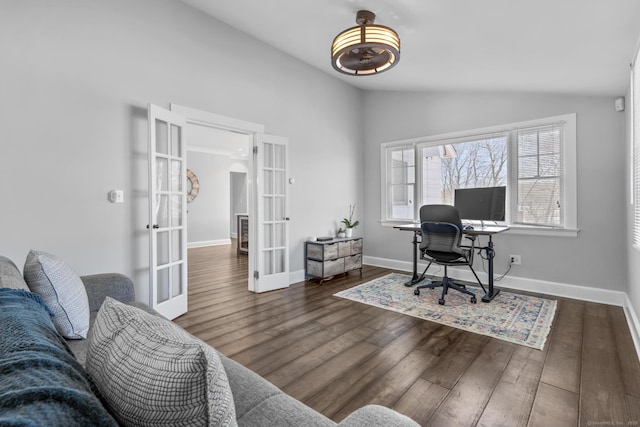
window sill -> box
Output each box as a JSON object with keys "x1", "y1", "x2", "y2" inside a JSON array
[{"x1": 380, "y1": 220, "x2": 579, "y2": 237}]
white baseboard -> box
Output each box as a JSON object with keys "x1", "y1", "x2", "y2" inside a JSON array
[
  {"x1": 188, "y1": 239, "x2": 232, "y2": 249},
  {"x1": 363, "y1": 255, "x2": 640, "y2": 361},
  {"x1": 624, "y1": 294, "x2": 640, "y2": 364},
  {"x1": 289, "y1": 269, "x2": 306, "y2": 285}
]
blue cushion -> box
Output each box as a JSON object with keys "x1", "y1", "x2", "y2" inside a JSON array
[{"x1": 0, "y1": 289, "x2": 117, "y2": 426}]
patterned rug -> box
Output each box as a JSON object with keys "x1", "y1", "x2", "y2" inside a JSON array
[{"x1": 334, "y1": 273, "x2": 557, "y2": 350}]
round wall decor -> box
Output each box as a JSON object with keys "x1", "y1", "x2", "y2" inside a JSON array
[{"x1": 186, "y1": 169, "x2": 200, "y2": 203}]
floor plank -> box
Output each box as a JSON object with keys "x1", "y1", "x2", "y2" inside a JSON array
[
  {"x1": 580, "y1": 303, "x2": 630, "y2": 425},
  {"x1": 528, "y1": 382, "x2": 579, "y2": 427},
  {"x1": 174, "y1": 243, "x2": 640, "y2": 426},
  {"x1": 539, "y1": 299, "x2": 584, "y2": 394},
  {"x1": 426, "y1": 339, "x2": 515, "y2": 427}
]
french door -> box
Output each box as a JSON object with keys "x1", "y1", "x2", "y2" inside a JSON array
[
  {"x1": 147, "y1": 104, "x2": 188, "y2": 320},
  {"x1": 252, "y1": 134, "x2": 290, "y2": 292}
]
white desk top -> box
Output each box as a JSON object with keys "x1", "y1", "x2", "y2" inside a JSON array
[{"x1": 394, "y1": 223, "x2": 509, "y2": 235}]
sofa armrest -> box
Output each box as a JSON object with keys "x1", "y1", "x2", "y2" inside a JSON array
[
  {"x1": 337, "y1": 405, "x2": 419, "y2": 427},
  {"x1": 81, "y1": 273, "x2": 135, "y2": 312}
]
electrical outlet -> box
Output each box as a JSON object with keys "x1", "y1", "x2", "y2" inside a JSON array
[
  {"x1": 108, "y1": 189, "x2": 124, "y2": 204},
  {"x1": 510, "y1": 254, "x2": 521, "y2": 265}
]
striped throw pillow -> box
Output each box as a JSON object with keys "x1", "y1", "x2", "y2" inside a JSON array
[{"x1": 23, "y1": 250, "x2": 90, "y2": 339}]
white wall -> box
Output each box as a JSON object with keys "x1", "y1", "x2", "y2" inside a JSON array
[
  {"x1": 0, "y1": 0, "x2": 363, "y2": 302},
  {"x1": 362, "y1": 91, "x2": 628, "y2": 291},
  {"x1": 186, "y1": 151, "x2": 232, "y2": 246}
]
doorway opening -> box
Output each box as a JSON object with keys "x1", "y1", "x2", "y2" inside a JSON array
[{"x1": 185, "y1": 125, "x2": 251, "y2": 280}]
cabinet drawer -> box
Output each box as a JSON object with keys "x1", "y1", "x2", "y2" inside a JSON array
[
  {"x1": 307, "y1": 258, "x2": 344, "y2": 278},
  {"x1": 345, "y1": 254, "x2": 362, "y2": 272},
  {"x1": 307, "y1": 242, "x2": 338, "y2": 260},
  {"x1": 324, "y1": 258, "x2": 345, "y2": 276},
  {"x1": 351, "y1": 239, "x2": 363, "y2": 254},
  {"x1": 338, "y1": 241, "x2": 351, "y2": 257},
  {"x1": 306, "y1": 259, "x2": 323, "y2": 278}
]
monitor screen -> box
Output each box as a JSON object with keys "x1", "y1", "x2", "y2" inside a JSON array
[{"x1": 454, "y1": 186, "x2": 506, "y2": 221}]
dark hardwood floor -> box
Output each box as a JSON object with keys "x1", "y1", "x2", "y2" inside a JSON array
[{"x1": 174, "y1": 243, "x2": 640, "y2": 426}]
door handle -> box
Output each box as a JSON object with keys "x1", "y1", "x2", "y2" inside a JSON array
[
  {"x1": 283, "y1": 217, "x2": 290, "y2": 221},
  {"x1": 146, "y1": 224, "x2": 160, "y2": 229}
]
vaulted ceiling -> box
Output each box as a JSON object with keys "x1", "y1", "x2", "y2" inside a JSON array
[{"x1": 181, "y1": 0, "x2": 640, "y2": 96}]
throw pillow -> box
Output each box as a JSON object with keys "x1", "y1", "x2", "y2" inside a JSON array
[
  {"x1": 0, "y1": 256, "x2": 30, "y2": 291},
  {"x1": 86, "y1": 297, "x2": 237, "y2": 427},
  {"x1": 23, "y1": 250, "x2": 90, "y2": 339}
]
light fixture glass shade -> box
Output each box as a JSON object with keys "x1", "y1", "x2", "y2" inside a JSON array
[{"x1": 331, "y1": 11, "x2": 400, "y2": 76}]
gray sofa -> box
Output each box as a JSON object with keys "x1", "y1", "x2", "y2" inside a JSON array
[{"x1": 0, "y1": 255, "x2": 419, "y2": 426}]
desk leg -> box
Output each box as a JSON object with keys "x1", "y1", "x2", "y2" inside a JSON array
[
  {"x1": 404, "y1": 230, "x2": 426, "y2": 286},
  {"x1": 481, "y1": 235, "x2": 501, "y2": 302}
]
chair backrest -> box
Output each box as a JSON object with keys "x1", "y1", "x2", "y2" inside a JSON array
[{"x1": 419, "y1": 205, "x2": 464, "y2": 256}]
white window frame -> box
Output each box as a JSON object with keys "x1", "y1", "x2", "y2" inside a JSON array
[
  {"x1": 380, "y1": 114, "x2": 578, "y2": 237},
  {"x1": 633, "y1": 55, "x2": 640, "y2": 249}
]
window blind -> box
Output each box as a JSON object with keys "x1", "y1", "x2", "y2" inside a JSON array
[
  {"x1": 633, "y1": 56, "x2": 640, "y2": 246},
  {"x1": 515, "y1": 124, "x2": 564, "y2": 227}
]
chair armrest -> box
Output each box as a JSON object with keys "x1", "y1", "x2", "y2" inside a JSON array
[
  {"x1": 337, "y1": 405, "x2": 420, "y2": 427},
  {"x1": 80, "y1": 273, "x2": 135, "y2": 312}
]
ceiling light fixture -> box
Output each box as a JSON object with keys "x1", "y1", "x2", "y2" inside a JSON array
[{"x1": 331, "y1": 10, "x2": 400, "y2": 76}]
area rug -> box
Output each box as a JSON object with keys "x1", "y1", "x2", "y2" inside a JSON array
[{"x1": 334, "y1": 273, "x2": 556, "y2": 350}]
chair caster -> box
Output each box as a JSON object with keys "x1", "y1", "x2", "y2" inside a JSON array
[
  {"x1": 414, "y1": 289, "x2": 420, "y2": 296},
  {"x1": 438, "y1": 298, "x2": 445, "y2": 305},
  {"x1": 470, "y1": 296, "x2": 477, "y2": 304}
]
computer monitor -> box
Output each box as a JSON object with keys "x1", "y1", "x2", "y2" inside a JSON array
[{"x1": 454, "y1": 186, "x2": 506, "y2": 221}]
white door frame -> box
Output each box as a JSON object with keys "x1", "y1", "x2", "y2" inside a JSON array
[{"x1": 170, "y1": 104, "x2": 264, "y2": 291}]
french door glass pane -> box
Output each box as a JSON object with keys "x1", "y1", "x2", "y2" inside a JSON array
[
  {"x1": 157, "y1": 231, "x2": 169, "y2": 265},
  {"x1": 275, "y1": 170, "x2": 285, "y2": 195},
  {"x1": 274, "y1": 144, "x2": 285, "y2": 169},
  {"x1": 155, "y1": 119, "x2": 168, "y2": 154},
  {"x1": 171, "y1": 160, "x2": 182, "y2": 191},
  {"x1": 275, "y1": 223, "x2": 285, "y2": 246},
  {"x1": 156, "y1": 158, "x2": 168, "y2": 191},
  {"x1": 264, "y1": 251, "x2": 273, "y2": 275},
  {"x1": 264, "y1": 197, "x2": 273, "y2": 221},
  {"x1": 170, "y1": 124, "x2": 181, "y2": 156},
  {"x1": 156, "y1": 195, "x2": 169, "y2": 227},
  {"x1": 274, "y1": 197, "x2": 285, "y2": 220},
  {"x1": 171, "y1": 266, "x2": 182, "y2": 298},
  {"x1": 171, "y1": 195, "x2": 182, "y2": 226},
  {"x1": 157, "y1": 268, "x2": 169, "y2": 303},
  {"x1": 171, "y1": 230, "x2": 182, "y2": 262},
  {"x1": 264, "y1": 143, "x2": 273, "y2": 167},
  {"x1": 274, "y1": 249, "x2": 285, "y2": 274},
  {"x1": 264, "y1": 170, "x2": 273, "y2": 194},
  {"x1": 264, "y1": 224, "x2": 273, "y2": 248}
]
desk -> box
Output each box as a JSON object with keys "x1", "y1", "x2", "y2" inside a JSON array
[{"x1": 395, "y1": 224, "x2": 509, "y2": 302}]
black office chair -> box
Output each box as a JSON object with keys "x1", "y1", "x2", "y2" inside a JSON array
[{"x1": 414, "y1": 205, "x2": 486, "y2": 305}]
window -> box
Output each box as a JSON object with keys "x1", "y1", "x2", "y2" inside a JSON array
[
  {"x1": 515, "y1": 124, "x2": 564, "y2": 226},
  {"x1": 381, "y1": 114, "x2": 577, "y2": 232},
  {"x1": 633, "y1": 53, "x2": 640, "y2": 247}
]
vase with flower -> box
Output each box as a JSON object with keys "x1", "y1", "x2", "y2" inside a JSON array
[{"x1": 341, "y1": 203, "x2": 359, "y2": 238}]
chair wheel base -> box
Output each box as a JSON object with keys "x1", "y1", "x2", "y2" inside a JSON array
[
  {"x1": 414, "y1": 289, "x2": 420, "y2": 296},
  {"x1": 471, "y1": 296, "x2": 477, "y2": 304},
  {"x1": 438, "y1": 298, "x2": 445, "y2": 305}
]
